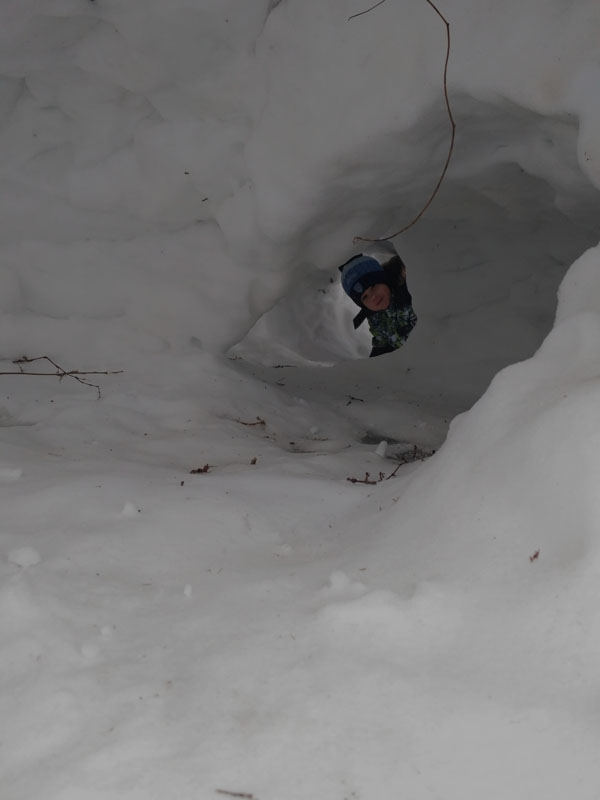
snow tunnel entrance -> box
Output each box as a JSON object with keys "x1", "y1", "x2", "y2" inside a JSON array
[{"x1": 230, "y1": 108, "x2": 600, "y2": 411}]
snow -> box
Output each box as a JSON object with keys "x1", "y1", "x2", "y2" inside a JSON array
[
  {"x1": 7, "y1": 546, "x2": 40, "y2": 567},
  {"x1": 1, "y1": 0, "x2": 600, "y2": 797}
]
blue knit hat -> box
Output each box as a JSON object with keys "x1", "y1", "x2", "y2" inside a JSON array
[{"x1": 340, "y1": 255, "x2": 385, "y2": 306}]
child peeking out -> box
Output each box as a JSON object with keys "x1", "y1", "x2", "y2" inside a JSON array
[{"x1": 339, "y1": 242, "x2": 417, "y2": 358}]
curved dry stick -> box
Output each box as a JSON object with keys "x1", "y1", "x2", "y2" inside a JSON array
[
  {"x1": 351, "y1": 0, "x2": 455, "y2": 243},
  {"x1": 348, "y1": 0, "x2": 387, "y2": 21}
]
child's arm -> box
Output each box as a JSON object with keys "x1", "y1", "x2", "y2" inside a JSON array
[{"x1": 370, "y1": 343, "x2": 396, "y2": 357}]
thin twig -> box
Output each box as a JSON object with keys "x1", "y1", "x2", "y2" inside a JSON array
[
  {"x1": 347, "y1": 472, "x2": 378, "y2": 485},
  {"x1": 346, "y1": 395, "x2": 365, "y2": 406},
  {"x1": 6, "y1": 356, "x2": 123, "y2": 399},
  {"x1": 352, "y1": 0, "x2": 455, "y2": 243},
  {"x1": 348, "y1": 0, "x2": 387, "y2": 21},
  {"x1": 385, "y1": 464, "x2": 402, "y2": 479},
  {"x1": 216, "y1": 791, "x2": 255, "y2": 800},
  {"x1": 392, "y1": 444, "x2": 435, "y2": 465},
  {"x1": 347, "y1": 447, "x2": 434, "y2": 485}
]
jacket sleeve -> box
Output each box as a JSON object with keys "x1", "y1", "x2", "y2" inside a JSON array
[
  {"x1": 369, "y1": 344, "x2": 396, "y2": 358},
  {"x1": 368, "y1": 305, "x2": 418, "y2": 356}
]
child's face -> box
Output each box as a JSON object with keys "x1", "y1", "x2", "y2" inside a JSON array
[{"x1": 361, "y1": 283, "x2": 391, "y2": 312}]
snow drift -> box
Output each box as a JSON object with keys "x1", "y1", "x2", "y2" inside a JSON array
[{"x1": 1, "y1": 1, "x2": 600, "y2": 799}]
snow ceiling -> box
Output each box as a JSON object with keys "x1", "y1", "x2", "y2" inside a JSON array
[{"x1": 0, "y1": 0, "x2": 599, "y2": 402}]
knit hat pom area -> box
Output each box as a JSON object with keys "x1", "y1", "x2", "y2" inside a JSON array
[{"x1": 340, "y1": 255, "x2": 384, "y2": 306}]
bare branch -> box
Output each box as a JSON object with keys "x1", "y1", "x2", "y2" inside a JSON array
[
  {"x1": 347, "y1": 447, "x2": 435, "y2": 484},
  {"x1": 3, "y1": 356, "x2": 123, "y2": 399},
  {"x1": 352, "y1": 0, "x2": 455, "y2": 243},
  {"x1": 385, "y1": 464, "x2": 402, "y2": 479},
  {"x1": 235, "y1": 417, "x2": 266, "y2": 427},
  {"x1": 347, "y1": 472, "x2": 378, "y2": 485},
  {"x1": 348, "y1": 0, "x2": 387, "y2": 21}
]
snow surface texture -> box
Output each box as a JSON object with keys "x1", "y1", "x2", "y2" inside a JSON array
[{"x1": 1, "y1": 1, "x2": 600, "y2": 798}]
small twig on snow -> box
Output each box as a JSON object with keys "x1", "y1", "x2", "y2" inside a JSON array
[
  {"x1": 5, "y1": 355, "x2": 123, "y2": 399},
  {"x1": 190, "y1": 464, "x2": 213, "y2": 474},
  {"x1": 216, "y1": 791, "x2": 255, "y2": 799},
  {"x1": 347, "y1": 472, "x2": 379, "y2": 485},
  {"x1": 393, "y1": 445, "x2": 436, "y2": 466},
  {"x1": 235, "y1": 417, "x2": 266, "y2": 427},
  {"x1": 385, "y1": 464, "x2": 402, "y2": 480},
  {"x1": 347, "y1": 447, "x2": 435, "y2": 485}
]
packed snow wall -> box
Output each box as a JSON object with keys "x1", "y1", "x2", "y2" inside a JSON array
[{"x1": 0, "y1": 0, "x2": 598, "y2": 386}]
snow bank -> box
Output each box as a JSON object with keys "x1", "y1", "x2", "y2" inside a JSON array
[
  {"x1": 1, "y1": 2, "x2": 600, "y2": 798},
  {"x1": 366, "y1": 242, "x2": 600, "y2": 577},
  {"x1": 336, "y1": 244, "x2": 600, "y2": 775}
]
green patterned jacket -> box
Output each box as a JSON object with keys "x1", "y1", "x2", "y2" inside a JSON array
[{"x1": 367, "y1": 299, "x2": 418, "y2": 357}]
